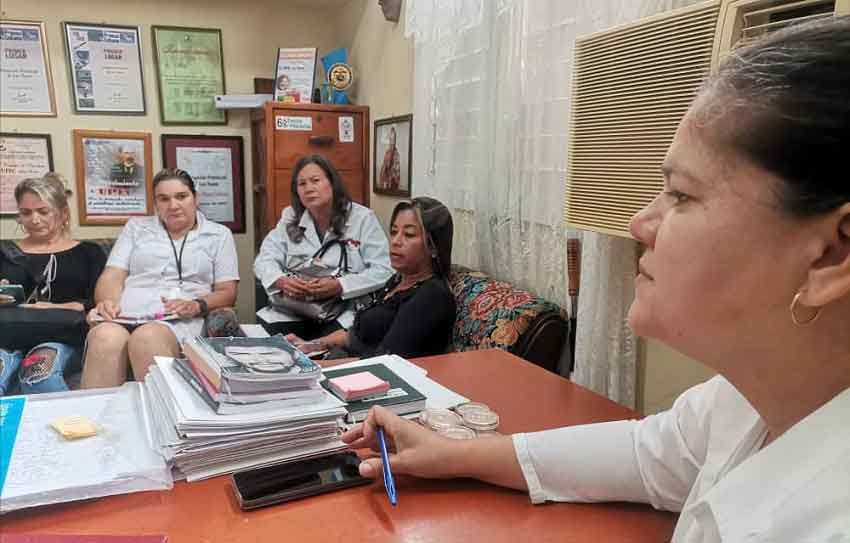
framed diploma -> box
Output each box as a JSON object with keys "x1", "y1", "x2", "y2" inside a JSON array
[
  {"x1": 152, "y1": 26, "x2": 226, "y2": 125},
  {"x1": 274, "y1": 48, "x2": 317, "y2": 104},
  {"x1": 73, "y1": 129, "x2": 152, "y2": 225},
  {"x1": 62, "y1": 22, "x2": 146, "y2": 114},
  {"x1": 374, "y1": 115, "x2": 413, "y2": 197},
  {"x1": 0, "y1": 133, "x2": 54, "y2": 215},
  {"x1": 161, "y1": 134, "x2": 245, "y2": 233},
  {"x1": 0, "y1": 21, "x2": 57, "y2": 116}
]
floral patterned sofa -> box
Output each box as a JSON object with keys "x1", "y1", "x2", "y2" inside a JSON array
[{"x1": 449, "y1": 266, "x2": 571, "y2": 374}]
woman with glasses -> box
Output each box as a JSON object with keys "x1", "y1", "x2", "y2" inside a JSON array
[
  {"x1": 287, "y1": 197, "x2": 456, "y2": 360},
  {"x1": 0, "y1": 174, "x2": 106, "y2": 394}
]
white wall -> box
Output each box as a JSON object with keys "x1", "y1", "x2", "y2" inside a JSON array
[
  {"x1": 335, "y1": 0, "x2": 414, "y2": 231},
  {"x1": 0, "y1": 0, "x2": 341, "y2": 321}
]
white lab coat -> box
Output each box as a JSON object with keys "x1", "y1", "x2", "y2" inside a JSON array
[
  {"x1": 513, "y1": 375, "x2": 850, "y2": 542},
  {"x1": 254, "y1": 202, "x2": 393, "y2": 329}
]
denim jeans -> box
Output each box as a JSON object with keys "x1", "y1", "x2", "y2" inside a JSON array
[{"x1": 0, "y1": 342, "x2": 78, "y2": 395}]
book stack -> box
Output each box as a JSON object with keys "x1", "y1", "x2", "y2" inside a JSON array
[
  {"x1": 142, "y1": 336, "x2": 348, "y2": 481},
  {"x1": 181, "y1": 336, "x2": 327, "y2": 415},
  {"x1": 321, "y1": 363, "x2": 427, "y2": 423}
]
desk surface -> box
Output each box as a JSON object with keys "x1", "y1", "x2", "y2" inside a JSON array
[{"x1": 2, "y1": 349, "x2": 676, "y2": 542}]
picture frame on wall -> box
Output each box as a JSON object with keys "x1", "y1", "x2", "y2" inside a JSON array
[
  {"x1": 0, "y1": 133, "x2": 54, "y2": 215},
  {"x1": 161, "y1": 134, "x2": 245, "y2": 233},
  {"x1": 152, "y1": 26, "x2": 227, "y2": 125},
  {"x1": 73, "y1": 129, "x2": 153, "y2": 225},
  {"x1": 373, "y1": 114, "x2": 412, "y2": 197},
  {"x1": 62, "y1": 22, "x2": 146, "y2": 114},
  {"x1": 0, "y1": 20, "x2": 57, "y2": 116}
]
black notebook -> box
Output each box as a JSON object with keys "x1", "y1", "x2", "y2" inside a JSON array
[{"x1": 321, "y1": 363, "x2": 427, "y2": 422}]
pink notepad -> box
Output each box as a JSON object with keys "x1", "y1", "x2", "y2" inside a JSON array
[{"x1": 327, "y1": 371, "x2": 390, "y2": 401}]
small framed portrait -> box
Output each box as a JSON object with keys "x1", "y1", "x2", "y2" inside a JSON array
[
  {"x1": 73, "y1": 129, "x2": 153, "y2": 225},
  {"x1": 161, "y1": 134, "x2": 246, "y2": 233},
  {"x1": 373, "y1": 114, "x2": 412, "y2": 197}
]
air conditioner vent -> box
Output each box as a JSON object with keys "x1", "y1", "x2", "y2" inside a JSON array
[{"x1": 565, "y1": 2, "x2": 720, "y2": 237}]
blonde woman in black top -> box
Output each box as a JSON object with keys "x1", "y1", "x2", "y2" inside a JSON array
[{"x1": 0, "y1": 174, "x2": 105, "y2": 394}]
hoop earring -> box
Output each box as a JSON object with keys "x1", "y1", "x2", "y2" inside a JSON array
[{"x1": 790, "y1": 292, "x2": 821, "y2": 326}]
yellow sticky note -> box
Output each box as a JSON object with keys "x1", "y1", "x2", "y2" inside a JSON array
[{"x1": 50, "y1": 416, "x2": 100, "y2": 440}]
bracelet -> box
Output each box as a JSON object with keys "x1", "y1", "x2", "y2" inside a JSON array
[{"x1": 194, "y1": 298, "x2": 209, "y2": 317}]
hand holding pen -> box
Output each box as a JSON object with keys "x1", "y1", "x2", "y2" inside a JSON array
[{"x1": 341, "y1": 406, "x2": 461, "y2": 484}]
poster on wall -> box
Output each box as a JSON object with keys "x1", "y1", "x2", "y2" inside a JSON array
[
  {"x1": 152, "y1": 26, "x2": 226, "y2": 125},
  {"x1": 62, "y1": 22, "x2": 146, "y2": 114},
  {"x1": 274, "y1": 47, "x2": 317, "y2": 104},
  {"x1": 373, "y1": 114, "x2": 412, "y2": 197},
  {"x1": 0, "y1": 21, "x2": 57, "y2": 116},
  {"x1": 73, "y1": 129, "x2": 152, "y2": 225},
  {"x1": 0, "y1": 133, "x2": 54, "y2": 215},
  {"x1": 161, "y1": 134, "x2": 245, "y2": 233}
]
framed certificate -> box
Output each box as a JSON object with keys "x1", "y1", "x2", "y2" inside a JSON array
[
  {"x1": 161, "y1": 134, "x2": 245, "y2": 233},
  {"x1": 152, "y1": 26, "x2": 226, "y2": 125},
  {"x1": 0, "y1": 21, "x2": 57, "y2": 116},
  {"x1": 62, "y1": 22, "x2": 146, "y2": 114},
  {"x1": 274, "y1": 48, "x2": 317, "y2": 104},
  {"x1": 73, "y1": 129, "x2": 152, "y2": 225},
  {"x1": 0, "y1": 133, "x2": 54, "y2": 215}
]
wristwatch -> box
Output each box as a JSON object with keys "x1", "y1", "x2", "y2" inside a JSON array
[{"x1": 194, "y1": 298, "x2": 209, "y2": 317}]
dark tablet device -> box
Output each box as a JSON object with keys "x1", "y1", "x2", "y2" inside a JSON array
[
  {"x1": 0, "y1": 284, "x2": 25, "y2": 306},
  {"x1": 231, "y1": 452, "x2": 370, "y2": 510}
]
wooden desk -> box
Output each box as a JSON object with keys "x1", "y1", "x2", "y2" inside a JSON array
[{"x1": 2, "y1": 349, "x2": 676, "y2": 542}]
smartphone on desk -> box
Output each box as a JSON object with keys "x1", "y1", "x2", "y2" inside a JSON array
[{"x1": 231, "y1": 452, "x2": 369, "y2": 510}]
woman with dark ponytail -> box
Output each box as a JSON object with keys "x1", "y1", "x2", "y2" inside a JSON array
[{"x1": 340, "y1": 17, "x2": 850, "y2": 541}]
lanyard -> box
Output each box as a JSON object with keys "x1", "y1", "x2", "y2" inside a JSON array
[{"x1": 167, "y1": 232, "x2": 189, "y2": 286}]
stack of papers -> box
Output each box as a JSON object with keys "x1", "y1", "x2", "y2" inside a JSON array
[
  {"x1": 0, "y1": 385, "x2": 172, "y2": 513},
  {"x1": 143, "y1": 357, "x2": 348, "y2": 482}
]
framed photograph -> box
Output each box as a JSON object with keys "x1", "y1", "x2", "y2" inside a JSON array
[
  {"x1": 152, "y1": 26, "x2": 226, "y2": 125},
  {"x1": 373, "y1": 114, "x2": 412, "y2": 197},
  {"x1": 73, "y1": 129, "x2": 152, "y2": 225},
  {"x1": 0, "y1": 133, "x2": 54, "y2": 215},
  {"x1": 161, "y1": 134, "x2": 245, "y2": 233},
  {"x1": 0, "y1": 20, "x2": 57, "y2": 116},
  {"x1": 274, "y1": 47, "x2": 317, "y2": 104},
  {"x1": 62, "y1": 22, "x2": 146, "y2": 114}
]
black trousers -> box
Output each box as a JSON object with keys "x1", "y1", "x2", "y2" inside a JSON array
[{"x1": 257, "y1": 317, "x2": 343, "y2": 341}]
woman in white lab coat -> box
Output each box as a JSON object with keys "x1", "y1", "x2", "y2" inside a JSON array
[
  {"x1": 341, "y1": 17, "x2": 850, "y2": 542},
  {"x1": 254, "y1": 154, "x2": 393, "y2": 340}
]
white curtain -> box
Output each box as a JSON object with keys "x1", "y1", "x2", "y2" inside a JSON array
[{"x1": 405, "y1": 0, "x2": 702, "y2": 407}]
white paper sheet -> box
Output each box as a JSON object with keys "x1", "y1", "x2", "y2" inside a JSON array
[{"x1": 0, "y1": 385, "x2": 171, "y2": 513}]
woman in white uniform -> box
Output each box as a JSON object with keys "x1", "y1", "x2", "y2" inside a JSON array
[
  {"x1": 341, "y1": 17, "x2": 850, "y2": 541},
  {"x1": 254, "y1": 154, "x2": 393, "y2": 340},
  {"x1": 81, "y1": 168, "x2": 239, "y2": 387}
]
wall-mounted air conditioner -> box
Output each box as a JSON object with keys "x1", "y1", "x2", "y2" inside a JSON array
[{"x1": 564, "y1": 0, "x2": 849, "y2": 238}]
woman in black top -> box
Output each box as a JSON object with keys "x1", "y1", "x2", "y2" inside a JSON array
[
  {"x1": 287, "y1": 197, "x2": 456, "y2": 359},
  {"x1": 0, "y1": 174, "x2": 106, "y2": 394}
]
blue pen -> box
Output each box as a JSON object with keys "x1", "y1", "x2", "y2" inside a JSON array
[{"x1": 377, "y1": 426, "x2": 397, "y2": 506}]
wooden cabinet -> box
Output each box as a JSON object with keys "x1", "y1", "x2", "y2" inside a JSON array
[{"x1": 251, "y1": 102, "x2": 370, "y2": 248}]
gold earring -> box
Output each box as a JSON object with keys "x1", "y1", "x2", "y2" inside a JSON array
[{"x1": 790, "y1": 292, "x2": 821, "y2": 326}]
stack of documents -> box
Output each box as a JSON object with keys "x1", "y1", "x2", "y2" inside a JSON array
[
  {"x1": 0, "y1": 385, "x2": 172, "y2": 513},
  {"x1": 143, "y1": 357, "x2": 348, "y2": 482}
]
